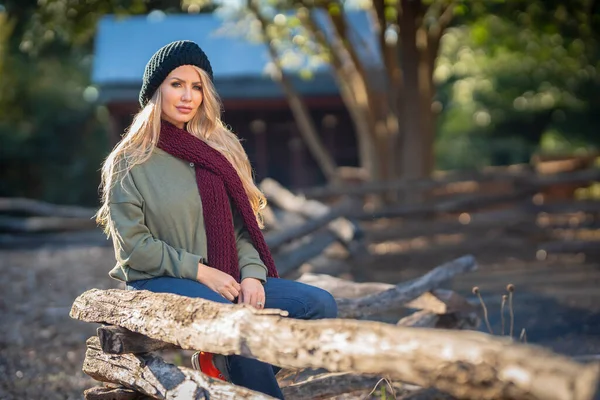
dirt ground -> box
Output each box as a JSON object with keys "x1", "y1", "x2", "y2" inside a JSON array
[
  {"x1": 0, "y1": 242, "x2": 121, "y2": 400},
  {"x1": 1, "y1": 226, "x2": 599, "y2": 400}
]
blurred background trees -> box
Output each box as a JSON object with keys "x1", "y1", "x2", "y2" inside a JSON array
[{"x1": 0, "y1": 0, "x2": 598, "y2": 206}]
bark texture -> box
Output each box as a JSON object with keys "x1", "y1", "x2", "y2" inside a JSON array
[
  {"x1": 84, "y1": 336, "x2": 274, "y2": 400},
  {"x1": 71, "y1": 289, "x2": 599, "y2": 400}
]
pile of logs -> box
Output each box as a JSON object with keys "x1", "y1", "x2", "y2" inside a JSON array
[{"x1": 70, "y1": 254, "x2": 600, "y2": 400}]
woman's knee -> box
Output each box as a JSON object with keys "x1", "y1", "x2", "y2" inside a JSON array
[{"x1": 308, "y1": 288, "x2": 338, "y2": 319}]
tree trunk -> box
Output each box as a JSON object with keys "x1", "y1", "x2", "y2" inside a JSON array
[
  {"x1": 248, "y1": 0, "x2": 339, "y2": 184},
  {"x1": 301, "y1": 10, "x2": 380, "y2": 180},
  {"x1": 71, "y1": 290, "x2": 599, "y2": 400},
  {"x1": 397, "y1": 0, "x2": 436, "y2": 182},
  {"x1": 327, "y1": 10, "x2": 399, "y2": 183}
]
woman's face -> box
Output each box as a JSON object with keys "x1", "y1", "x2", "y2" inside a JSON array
[{"x1": 159, "y1": 65, "x2": 203, "y2": 129}]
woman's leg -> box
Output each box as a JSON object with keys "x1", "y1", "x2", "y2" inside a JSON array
[
  {"x1": 262, "y1": 277, "x2": 338, "y2": 376},
  {"x1": 127, "y1": 277, "x2": 284, "y2": 399},
  {"x1": 263, "y1": 277, "x2": 338, "y2": 320}
]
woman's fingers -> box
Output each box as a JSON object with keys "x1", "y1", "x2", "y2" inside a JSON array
[
  {"x1": 227, "y1": 283, "x2": 240, "y2": 298},
  {"x1": 222, "y1": 290, "x2": 235, "y2": 301}
]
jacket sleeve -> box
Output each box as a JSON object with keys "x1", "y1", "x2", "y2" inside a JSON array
[
  {"x1": 233, "y1": 207, "x2": 268, "y2": 283},
  {"x1": 108, "y1": 171, "x2": 201, "y2": 281}
]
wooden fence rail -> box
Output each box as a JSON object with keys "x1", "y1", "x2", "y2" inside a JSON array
[{"x1": 71, "y1": 286, "x2": 599, "y2": 400}]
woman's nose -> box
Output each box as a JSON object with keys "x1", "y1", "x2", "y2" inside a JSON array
[{"x1": 181, "y1": 87, "x2": 192, "y2": 101}]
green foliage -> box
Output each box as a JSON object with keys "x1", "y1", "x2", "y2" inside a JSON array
[
  {"x1": 0, "y1": 0, "x2": 149, "y2": 205},
  {"x1": 434, "y1": 1, "x2": 600, "y2": 170},
  {"x1": 0, "y1": 52, "x2": 109, "y2": 204}
]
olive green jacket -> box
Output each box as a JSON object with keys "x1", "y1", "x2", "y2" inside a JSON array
[{"x1": 107, "y1": 147, "x2": 268, "y2": 283}]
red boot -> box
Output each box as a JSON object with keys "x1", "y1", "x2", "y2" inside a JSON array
[{"x1": 191, "y1": 351, "x2": 229, "y2": 381}]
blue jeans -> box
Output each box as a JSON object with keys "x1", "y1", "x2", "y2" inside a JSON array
[{"x1": 127, "y1": 276, "x2": 338, "y2": 399}]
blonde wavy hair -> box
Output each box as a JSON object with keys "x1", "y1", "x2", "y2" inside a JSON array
[{"x1": 96, "y1": 67, "x2": 266, "y2": 235}]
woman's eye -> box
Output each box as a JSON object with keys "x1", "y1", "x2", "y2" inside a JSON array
[
  {"x1": 194, "y1": 86, "x2": 202, "y2": 91},
  {"x1": 171, "y1": 82, "x2": 181, "y2": 87}
]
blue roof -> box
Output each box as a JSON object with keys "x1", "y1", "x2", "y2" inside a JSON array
[{"x1": 92, "y1": 11, "x2": 382, "y2": 102}]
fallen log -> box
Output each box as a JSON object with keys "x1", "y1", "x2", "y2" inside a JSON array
[
  {"x1": 279, "y1": 372, "x2": 449, "y2": 400},
  {"x1": 538, "y1": 240, "x2": 600, "y2": 255},
  {"x1": 0, "y1": 230, "x2": 109, "y2": 249},
  {"x1": 298, "y1": 165, "x2": 533, "y2": 199},
  {"x1": 297, "y1": 273, "x2": 476, "y2": 314},
  {"x1": 336, "y1": 255, "x2": 477, "y2": 319},
  {"x1": 528, "y1": 167, "x2": 600, "y2": 187},
  {"x1": 260, "y1": 178, "x2": 358, "y2": 243},
  {"x1": 527, "y1": 201, "x2": 600, "y2": 214},
  {"x1": 574, "y1": 355, "x2": 600, "y2": 363},
  {"x1": 353, "y1": 189, "x2": 535, "y2": 220},
  {"x1": 296, "y1": 273, "x2": 394, "y2": 299},
  {"x1": 280, "y1": 373, "x2": 384, "y2": 399},
  {"x1": 366, "y1": 208, "x2": 531, "y2": 243},
  {"x1": 0, "y1": 215, "x2": 96, "y2": 233},
  {"x1": 265, "y1": 198, "x2": 354, "y2": 251},
  {"x1": 397, "y1": 310, "x2": 439, "y2": 328},
  {"x1": 83, "y1": 385, "x2": 147, "y2": 400},
  {"x1": 71, "y1": 288, "x2": 599, "y2": 400},
  {"x1": 397, "y1": 310, "x2": 480, "y2": 330},
  {"x1": 435, "y1": 312, "x2": 481, "y2": 330},
  {"x1": 0, "y1": 197, "x2": 95, "y2": 218},
  {"x1": 299, "y1": 167, "x2": 600, "y2": 201},
  {"x1": 261, "y1": 178, "x2": 330, "y2": 216},
  {"x1": 273, "y1": 231, "x2": 339, "y2": 276},
  {"x1": 97, "y1": 325, "x2": 177, "y2": 354},
  {"x1": 84, "y1": 336, "x2": 274, "y2": 399}
]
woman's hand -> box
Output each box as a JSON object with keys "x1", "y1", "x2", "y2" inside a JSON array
[
  {"x1": 196, "y1": 263, "x2": 240, "y2": 301},
  {"x1": 238, "y1": 277, "x2": 265, "y2": 309}
]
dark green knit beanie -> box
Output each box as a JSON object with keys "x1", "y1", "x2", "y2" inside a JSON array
[{"x1": 139, "y1": 40, "x2": 213, "y2": 107}]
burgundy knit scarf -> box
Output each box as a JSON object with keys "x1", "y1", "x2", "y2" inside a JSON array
[{"x1": 157, "y1": 120, "x2": 279, "y2": 281}]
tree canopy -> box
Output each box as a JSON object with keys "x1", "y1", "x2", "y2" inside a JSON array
[{"x1": 0, "y1": 0, "x2": 598, "y2": 203}]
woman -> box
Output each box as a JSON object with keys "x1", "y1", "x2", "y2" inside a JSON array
[{"x1": 96, "y1": 40, "x2": 338, "y2": 399}]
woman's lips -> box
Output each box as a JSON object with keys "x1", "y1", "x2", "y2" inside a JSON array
[{"x1": 176, "y1": 106, "x2": 193, "y2": 114}]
